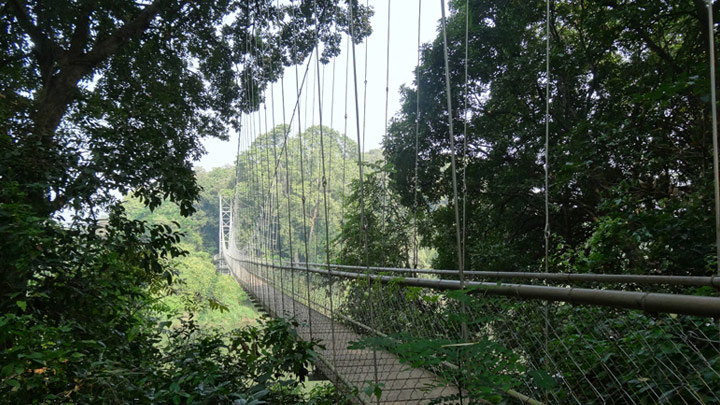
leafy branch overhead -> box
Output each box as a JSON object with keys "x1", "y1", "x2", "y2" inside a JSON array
[
  {"x1": 2, "y1": 0, "x2": 372, "y2": 216},
  {"x1": 0, "y1": 1, "x2": 369, "y2": 403}
]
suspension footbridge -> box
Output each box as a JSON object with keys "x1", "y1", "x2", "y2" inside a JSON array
[
  {"x1": 214, "y1": 0, "x2": 720, "y2": 403},
  {"x1": 218, "y1": 193, "x2": 720, "y2": 404}
]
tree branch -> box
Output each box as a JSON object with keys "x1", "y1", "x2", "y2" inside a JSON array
[
  {"x1": 633, "y1": 28, "x2": 680, "y2": 72},
  {"x1": 7, "y1": 0, "x2": 50, "y2": 50},
  {"x1": 65, "y1": 8, "x2": 92, "y2": 63},
  {"x1": 7, "y1": 0, "x2": 60, "y2": 83},
  {"x1": 80, "y1": 0, "x2": 168, "y2": 68}
]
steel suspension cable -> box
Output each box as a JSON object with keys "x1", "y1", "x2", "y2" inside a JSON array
[
  {"x1": 705, "y1": 0, "x2": 720, "y2": 352},
  {"x1": 262, "y1": 100, "x2": 271, "y2": 309},
  {"x1": 256, "y1": 103, "x2": 269, "y2": 303},
  {"x1": 232, "y1": 61, "x2": 244, "y2": 234},
  {"x1": 263, "y1": 99, "x2": 277, "y2": 314},
  {"x1": 281, "y1": 75, "x2": 297, "y2": 318},
  {"x1": 543, "y1": 2, "x2": 553, "y2": 402},
  {"x1": 413, "y1": 0, "x2": 422, "y2": 270},
  {"x1": 440, "y1": 12, "x2": 469, "y2": 399},
  {"x1": 544, "y1": 0, "x2": 551, "y2": 274},
  {"x1": 439, "y1": 0, "x2": 466, "y2": 294},
  {"x1": 361, "y1": 0, "x2": 369, "y2": 155},
  {"x1": 241, "y1": 25, "x2": 252, "y2": 253},
  {"x1": 251, "y1": 26, "x2": 270, "y2": 303},
  {"x1": 462, "y1": 0, "x2": 469, "y2": 270},
  {"x1": 256, "y1": 24, "x2": 272, "y2": 305},
  {"x1": 348, "y1": 1, "x2": 380, "y2": 401},
  {"x1": 315, "y1": 44, "x2": 338, "y2": 366},
  {"x1": 251, "y1": 3, "x2": 276, "y2": 309},
  {"x1": 329, "y1": 52, "x2": 337, "y2": 219},
  {"x1": 341, "y1": 35, "x2": 350, "y2": 264},
  {"x1": 381, "y1": 0, "x2": 392, "y2": 266},
  {"x1": 707, "y1": 0, "x2": 720, "y2": 275},
  {"x1": 270, "y1": 82, "x2": 286, "y2": 315},
  {"x1": 311, "y1": 58, "x2": 320, "y2": 264},
  {"x1": 295, "y1": 57, "x2": 314, "y2": 338},
  {"x1": 246, "y1": 24, "x2": 260, "y2": 276}
]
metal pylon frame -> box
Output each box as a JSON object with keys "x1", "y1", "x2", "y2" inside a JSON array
[
  {"x1": 219, "y1": 194, "x2": 232, "y2": 252},
  {"x1": 216, "y1": 194, "x2": 233, "y2": 275}
]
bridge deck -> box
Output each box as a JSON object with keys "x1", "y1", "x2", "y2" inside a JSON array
[{"x1": 231, "y1": 263, "x2": 458, "y2": 404}]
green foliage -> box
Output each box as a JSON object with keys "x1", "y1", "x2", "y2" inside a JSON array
[
  {"x1": 362, "y1": 381, "x2": 384, "y2": 401},
  {"x1": 0, "y1": 187, "x2": 334, "y2": 402},
  {"x1": 2, "y1": 0, "x2": 372, "y2": 217},
  {"x1": 1, "y1": 2, "x2": 373, "y2": 402},
  {"x1": 0, "y1": 311, "x2": 326, "y2": 403},
  {"x1": 542, "y1": 307, "x2": 720, "y2": 404},
  {"x1": 123, "y1": 180, "x2": 259, "y2": 331},
  {"x1": 152, "y1": 317, "x2": 321, "y2": 404},
  {"x1": 235, "y1": 125, "x2": 359, "y2": 263},
  {"x1": 159, "y1": 248, "x2": 259, "y2": 330},
  {"x1": 383, "y1": 0, "x2": 719, "y2": 275},
  {"x1": 336, "y1": 161, "x2": 416, "y2": 267},
  {"x1": 348, "y1": 288, "x2": 523, "y2": 404},
  {"x1": 305, "y1": 382, "x2": 349, "y2": 404}
]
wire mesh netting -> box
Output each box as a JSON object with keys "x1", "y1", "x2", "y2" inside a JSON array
[{"x1": 221, "y1": 246, "x2": 720, "y2": 404}]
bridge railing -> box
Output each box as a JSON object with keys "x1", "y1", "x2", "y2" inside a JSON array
[{"x1": 226, "y1": 252, "x2": 720, "y2": 404}]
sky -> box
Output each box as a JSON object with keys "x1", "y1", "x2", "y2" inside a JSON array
[{"x1": 197, "y1": 0, "x2": 445, "y2": 170}]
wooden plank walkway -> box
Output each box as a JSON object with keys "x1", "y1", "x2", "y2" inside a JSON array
[{"x1": 229, "y1": 262, "x2": 459, "y2": 404}]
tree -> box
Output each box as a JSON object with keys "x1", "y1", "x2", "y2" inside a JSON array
[
  {"x1": 2, "y1": 0, "x2": 371, "y2": 214},
  {"x1": 235, "y1": 124, "x2": 359, "y2": 263},
  {"x1": 1, "y1": 0, "x2": 371, "y2": 305},
  {"x1": 336, "y1": 160, "x2": 415, "y2": 268},
  {"x1": 384, "y1": 0, "x2": 718, "y2": 275},
  {"x1": 0, "y1": 1, "x2": 371, "y2": 401}
]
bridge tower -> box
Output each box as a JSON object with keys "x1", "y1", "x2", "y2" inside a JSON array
[{"x1": 213, "y1": 194, "x2": 233, "y2": 275}]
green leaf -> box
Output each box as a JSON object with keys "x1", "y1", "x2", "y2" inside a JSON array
[
  {"x1": 16, "y1": 301, "x2": 26, "y2": 312},
  {"x1": 529, "y1": 369, "x2": 556, "y2": 390},
  {"x1": 362, "y1": 382, "x2": 384, "y2": 400}
]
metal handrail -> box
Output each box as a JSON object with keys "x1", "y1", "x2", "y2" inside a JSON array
[
  {"x1": 234, "y1": 258, "x2": 720, "y2": 318},
  {"x1": 280, "y1": 260, "x2": 720, "y2": 288}
]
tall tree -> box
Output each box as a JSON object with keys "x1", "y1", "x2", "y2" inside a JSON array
[
  {"x1": 1, "y1": 0, "x2": 371, "y2": 298},
  {"x1": 337, "y1": 161, "x2": 415, "y2": 268},
  {"x1": 385, "y1": 0, "x2": 718, "y2": 275},
  {"x1": 0, "y1": 1, "x2": 371, "y2": 401},
  {"x1": 1, "y1": 0, "x2": 371, "y2": 214},
  {"x1": 235, "y1": 124, "x2": 358, "y2": 263}
]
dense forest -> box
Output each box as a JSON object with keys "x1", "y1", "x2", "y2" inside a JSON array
[
  {"x1": 384, "y1": 0, "x2": 720, "y2": 276},
  {"x1": 3, "y1": 0, "x2": 720, "y2": 403},
  {"x1": 123, "y1": 166, "x2": 258, "y2": 330},
  {"x1": 231, "y1": 0, "x2": 720, "y2": 403},
  {"x1": 0, "y1": 0, "x2": 369, "y2": 402}
]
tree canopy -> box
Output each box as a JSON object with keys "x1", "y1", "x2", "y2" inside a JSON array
[
  {"x1": 0, "y1": 1, "x2": 370, "y2": 402},
  {"x1": 384, "y1": 0, "x2": 718, "y2": 276},
  {"x1": 234, "y1": 124, "x2": 359, "y2": 263},
  {"x1": 1, "y1": 0, "x2": 371, "y2": 217}
]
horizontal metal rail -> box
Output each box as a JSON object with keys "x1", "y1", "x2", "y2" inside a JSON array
[
  {"x1": 283, "y1": 260, "x2": 720, "y2": 288},
  {"x1": 233, "y1": 257, "x2": 545, "y2": 404},
  {"x1": 238, "y1": 258, "x2": 720, "y2": 318}
]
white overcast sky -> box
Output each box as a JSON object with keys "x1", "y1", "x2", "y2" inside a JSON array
[{"x1": 197, "y1": 0, "x2": 446, "y2": 170}]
